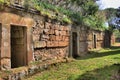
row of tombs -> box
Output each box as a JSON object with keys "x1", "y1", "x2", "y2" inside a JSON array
[{"x1": 0, "y1": 5, "x2": 115, "y2": 70}]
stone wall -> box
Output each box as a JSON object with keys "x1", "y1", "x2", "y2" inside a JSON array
[
  {"x1": 70, "y1": 26, "x2": 89, "y2": 57},
  {"x1": 70, "y1": 26, "x2": 105, "y2": 57},
  {"x1": 79, "y1": 27, "x2": 88, "y2": 55},
  {"x1": 0, "y1": 6, "x2": 70, "y2": 70},
  {"x1": 0, "y1": 5, "x2": 115, "y2": 70},
  {"x1": 111, "y1": 34, "x2": 115, "y2": 45},
  {"x1": 0, "y1": 7, "x2": 34, "y2": 70},
  {"x1": 103, "y1": 30, "x2": 113, "y2": 48},
  {"x1": 87, "y1": 30, "x2": 104, "y2": 50},
  {"x1": 96, "y1": 31, "x2": 104, "y2": 48},
  {"x1": 32, "y1": 20, "x2": 70, "y2": 61},
  {"x1": 79, "y1": 29, "x2": 104, "y2": 54}
]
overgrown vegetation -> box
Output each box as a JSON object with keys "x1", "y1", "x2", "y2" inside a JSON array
[
  {"x1": 30, "y1": 0, "x2": 106, "y2": 30},
  {"x1": 0, "y1": 0, "x2": 107, "y2": 30},
  {"x1": 104, "y1": 8, "x2": 117, "y2": 20},
  {"x1": 24, "y1": 45, "x2": 120, "y2": 80},
  {"x1": 0, "y1": 0, "x2": 4, "y2": 3},
  {"x1": 0, "y1": 0, "x2": 9, "y2": 5},
  {"x1": 31, "y1": 0, "x2": 83, "y2": 24}
]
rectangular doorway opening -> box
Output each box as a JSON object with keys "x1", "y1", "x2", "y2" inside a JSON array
[
  {"x1": 11, "y1": 25, "x2": 27, "y2": 68},
  {"x1": 72, "y1": 32, "x2": 78, "y2": 58},
  {"x1": 93, "y1": 34, "x2": 96, "y2": 48}
]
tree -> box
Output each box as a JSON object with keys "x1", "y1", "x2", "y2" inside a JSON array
[
  {"x1": 109, "y1": 7, "x2": 120, "y2": 30},
  {"x1": 104, "y1": 8, "x2": 117, "y2": 20}
]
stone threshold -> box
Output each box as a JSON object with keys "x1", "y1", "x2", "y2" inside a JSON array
[{"x1": 0, "y1": 58, "x2": 73, "y2": 80}]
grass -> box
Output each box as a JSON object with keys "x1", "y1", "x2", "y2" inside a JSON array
[
  {"x1": 32, "y1": 0, "x2": 80, "y2": 24},
  {"x1": 24, "y1": 46, "x2": 120, "y2": 80},
  {"x1": 31, "y1": 0, "x2": 106, "y2": 30},
  {"x1": 75, "y1": 64, "x2": 120, "y2": 80}
]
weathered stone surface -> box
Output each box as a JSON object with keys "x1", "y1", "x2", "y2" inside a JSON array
[
  {"x1": 59, "y1": 36, "x2": 63, "y2": 41},
  {"x1": 0, "y1": 6, "x2": 71, "y2": 71},
  {"x1": 59, "y1": 25, "x2": 64, "y2": 31},
  {"x1": 54, "y1": 24, "x2": 59, "y2": 30},
  {"x1": 41, "y1": 34, "x2": 49, "y2": 40},
  {"x1": 66, "y1": 31, "x2": 70, "y2": 36},
  {"x1": 49, "y1": 35, "x2": 56, "y2": 41},
  {"x1": 55, "y1": 36, "x2": 60, "y2": 41},
  {"x1": 58, "y1": 41, "x2": 68, "y2": 47},
  {"x1": 65, "y1": 37, "x2": 69, "y2": 41},
  {"x1": 45, "y1": 22, "x2": 52, "y2": 29},
  {"x1": 33, "y1": 34, "x2": 40, "y2": 41},
  {"x1": 34, "y1": 47, "x2": 68, "y2": 61},
  {"x1": 38, "y1": 21, "x2": 44, "y2": 29},
  {"x1": 19, "y1": 70, "x2": 27, "y2": 78},
  {"x1": 0, "y1": 12, "x2": 34, "y2": 70},
  {"x1": 63, "y1": 26, "x2": 70, "y2": 31},
  {"x1": 62, "y1": 36, "x2": 66, "y2": 41},
  {"x1": 33, "y1": 27, "x2": 42, "y2": 35},
  {"x1": 59, "y1": 31, "x2": 66, "y2": 36},
  {"x1": 46, "y1": 41, "x2": 58, "y2": 47},
  {"x1": 87, "y1": 33, "x2": 93, "y2": 41},
  {"x1": 49, "y1": 29, "x2": 55, "y2": 34},
  {"x1": 55, "y1": 30, "x2": 59, "y2": 35},
  {"x1": 79, "y1": 42, "x2": 88, "y2": 52},
  {"x1": 46, "y1": 41, "x2": 52, "y2": 47},
  {"x1": 34, "y1": 41, "x2": 46, "y2": 48},
  {"x1": 28, "y1": 66, "x2": 38, "y2": 75},
  {"x1": 43, "y1": 29, "x2": 49, "y2": 34},
  {"x1": 1, "y1": 59, "x2": 11, "y2": 70}
]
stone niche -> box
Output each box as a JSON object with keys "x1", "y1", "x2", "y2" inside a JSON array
[{"x1": 0, "y1": 12, "x2": 34, "y2": 70}]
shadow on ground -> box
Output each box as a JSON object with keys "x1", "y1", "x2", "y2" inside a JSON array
[
  {"x1": 77, "y1": 46, "x2": 120, "y2": 60},
  {"x1": 67, "y1": 64, "x2": 120, "y2": 80}
]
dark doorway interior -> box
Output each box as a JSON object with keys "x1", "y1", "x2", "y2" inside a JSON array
[
  {"x1": 72, "y1": 32, "x2": 78, "y2": 58},
  {"x1": 93, "y1": 34, "x2": 97, "y2": 48},
  {"x1": 11, "y1": 25, "x2": 27, "y2": 68}
]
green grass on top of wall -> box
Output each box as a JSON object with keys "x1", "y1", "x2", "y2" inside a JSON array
[
  {"x1": 0, "y1": 0, "x2": 107, "y2": 30},
  {"x1": 31, "y1": 0, "x2": 106, "y2": 30}
]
